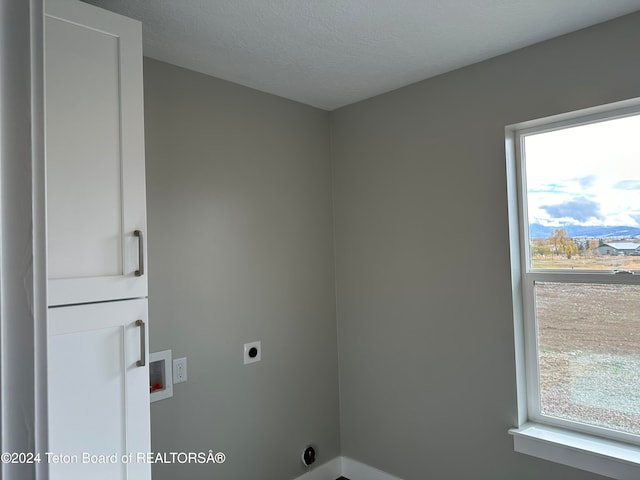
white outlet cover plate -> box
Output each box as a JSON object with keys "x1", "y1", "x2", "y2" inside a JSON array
[
  {"x1": 244, "y1": 341, "x2": 261, "y2": 364},
  {"x1": 173, "y1": 357, "x2": 187, "y2": 384}
]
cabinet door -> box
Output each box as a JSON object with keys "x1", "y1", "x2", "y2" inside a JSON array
[
  {"x1": 45, "y1": 0, "x2": 147, "y2": 306},
  {"x1": 48, "y1": 299, "x2": 151, "y2": 480}
]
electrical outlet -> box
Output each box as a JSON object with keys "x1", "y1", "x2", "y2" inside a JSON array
[
  {"x1": 243, "y1": 341, "x2": 261, "y2": 364},
  {"x1": 173, "y1": 357, "x2": 187, "y2": 384}
]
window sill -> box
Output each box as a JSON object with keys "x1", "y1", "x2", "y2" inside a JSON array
[{"x1": 509, "y1": 423, "x2": 640, "y2": 480}]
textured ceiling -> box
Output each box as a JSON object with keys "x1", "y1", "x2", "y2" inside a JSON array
[{"x1": 82, "y1": 0, "x2": 640, "y2": 110}]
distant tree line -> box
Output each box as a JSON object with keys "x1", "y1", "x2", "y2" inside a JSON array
[{"x1": 531, "y1": 228, "x2": 600, "y2": 259}]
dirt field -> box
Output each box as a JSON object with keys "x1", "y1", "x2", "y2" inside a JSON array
[{"x1": 536, "y1": 282, "x2": 640, "y2": 436}]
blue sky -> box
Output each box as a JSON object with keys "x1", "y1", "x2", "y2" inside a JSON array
[{"x1": 524, "y1": 113, "x2": 640, "y2": 227}]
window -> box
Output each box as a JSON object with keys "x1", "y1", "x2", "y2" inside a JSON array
[{"x1": 507, "y1": 100, "x2": 640, "y2": 478}]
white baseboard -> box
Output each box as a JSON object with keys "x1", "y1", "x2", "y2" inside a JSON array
[
  {"x1": 342, "y1": 456, "x2": 404, "y2": 480},
  {"x1": 292, "y1": 456, "x2": 404, "y2": 480},
  {"x1": 293, "y1": 457, "x2": 342, "y2": 480}
]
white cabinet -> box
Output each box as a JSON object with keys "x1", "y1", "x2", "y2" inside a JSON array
[
  {"x1": 48, "y1": 300, "x2": 151, "y2": 480},
  {"x1": 45, "y1": 1, "x2": 151, "y2": 479},
  {"x1": 45, "y1": 0, "x2": 147, "y2": 307}
]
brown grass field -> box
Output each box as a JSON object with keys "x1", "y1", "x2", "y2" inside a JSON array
[{"x1": 532, "y1": 254, "x2": 640, "y2": 271}]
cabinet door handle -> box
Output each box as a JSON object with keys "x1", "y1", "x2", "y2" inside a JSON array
[
  {"x1": 135, "y1": 319, "x2": 146, "y2": 367},
  {"x1": 134, "y1": 230, "x2": 144, "y2": 277}
]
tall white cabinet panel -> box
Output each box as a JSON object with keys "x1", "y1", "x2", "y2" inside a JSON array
[
  {"x1": 48, "y1": 300, "x2": 151, "y2": 480},
  {"x1": 45, "y1": 1, "x2": 151, "y2": 480},
  {"x1": 45, "y1": 0, "x2": 147, "y2": 306}
]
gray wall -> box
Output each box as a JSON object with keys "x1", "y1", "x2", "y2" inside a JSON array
[
  {"x1": 143, "y1": 58, "x2": 340, "y2": 480},
  {"x1": 1, "y1": 1, "x2": 48, "y2": 478},
  {"x1": 330, "y1": 12, "x2": 640, "y2": 480},
  {"x1": 142, "y1": 11, "x2": 640, "y2": 480}
]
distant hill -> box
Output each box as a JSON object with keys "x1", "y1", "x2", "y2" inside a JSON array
[{"x1": 529, "y1": 224, "x2": 640, "y2": 239}]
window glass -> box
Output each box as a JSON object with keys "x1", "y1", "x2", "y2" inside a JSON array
[
  {"x1": 535, "y1": 281, "x2": 640, "y2": 436},
  {"x1": 524, "y1": 114, "x2": 640, "y2": 270}
]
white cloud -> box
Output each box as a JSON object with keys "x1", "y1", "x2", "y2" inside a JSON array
[{"x1": 524, "y1": 113, "x2": 640, "y2": 227}]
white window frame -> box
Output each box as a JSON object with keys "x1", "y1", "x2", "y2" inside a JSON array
[{"x1": 506, "y1": 97, "x2": 640, "y2": 479}]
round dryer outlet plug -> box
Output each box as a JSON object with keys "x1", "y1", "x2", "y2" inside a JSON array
[{"x1": 301, "y1": 445, "x2": 316, "y2": 467}]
